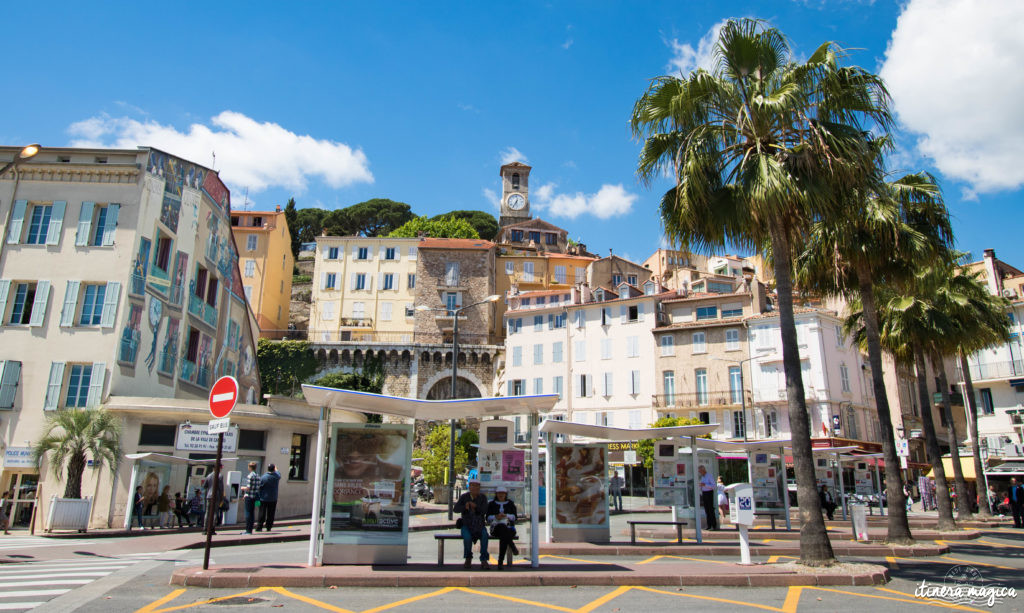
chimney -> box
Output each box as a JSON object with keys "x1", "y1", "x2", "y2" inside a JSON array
[
  {"x1": 654, "y1": 275, "x2": 663, "y2": 294},
  {"x1": 983, "y1": 248, "x2": 1002, "y2": 296},
  {"x1": 677, "y1": 280, "x2": 689, "y2": 298},
  {"x1": 275, "y1": 204, "x2": 281, "y2": 212},
  {"x1": 581, "y1": 282, "x2": 593, "y2": 304}
]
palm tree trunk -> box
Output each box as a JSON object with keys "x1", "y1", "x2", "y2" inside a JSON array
[
  {"x1": 960, "y1": 352, "x2": 991, "y2": 517},
  {"x1": 931, "y1": 350, "x2": 972, "y2": 519},
  {"x1": 913, "y1": 344, "x2": 955, "y2": 530},
  {"x1": 65, "y1": 452, "x2": 86, "y2": 499},
  {"x1": 771, "y1": 225, "x2": 835, "y2": 566},
  {"x1": 855, "y1": 265, "x2": 913, "y2": 543}
]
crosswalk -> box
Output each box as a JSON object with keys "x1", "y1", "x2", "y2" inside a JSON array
[
  {"x1": 0, "y1": 536, "x2": 96, "y2": 552},
  {"x1": 0, "y1": 558, "x2": 138, "y2": 611}
]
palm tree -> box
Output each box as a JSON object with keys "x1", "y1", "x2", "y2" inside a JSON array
[
  {"x1": 631, "y1": 18, "x2": 892, "y2": 565},
  {"x1": 32, "y1": 409, "x2": 122, "y2": 499},
  {"x1": 797, "y1": 163, "x2": 952, "y2": 544}
]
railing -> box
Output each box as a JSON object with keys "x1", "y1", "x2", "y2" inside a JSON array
[
  {"x1": 651, "y1": 391, "x2": 752, "y2": 409},
  {"x1": 180, "y1": 357, "x2": 197, "y2": 383},
  {"x1": 129, "y1": 273, "x2": 146, "y2": 297},
  {"x1": 169, "y1": 282, "x2": 183, "y2": 307},
  {"x1": 188, "y1": 293, "x2": 218, "y2": 328},
  {"x1": 158, "y1": 346, "x2": 176, "y2": 376},
  {"x1": 196, "y1": 365, "x2": 211, "y2": 388},
  {"x1": 119, "y1": 331, "x2": 140, "y2": 363},
  {"x1": 961, "y1": 359, "x2": 1024, "y2": 381},
  {"x1": 340, "y1": 317, "x2": 373, "y2": 327},
  {"x1": 202, "y1": 302, "x2": 218, "y2": 328},
  {"x1": 304, "y1": 329, "x2": 493, "y2": 345}
]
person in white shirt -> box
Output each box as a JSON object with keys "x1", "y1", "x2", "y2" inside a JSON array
[{"x1": 698, "y1": 465, "x2": 718, "y2": 530}]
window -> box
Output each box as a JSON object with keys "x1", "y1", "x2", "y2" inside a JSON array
[
  {"x1": 575, "y1": 267, "x2": 585, "y2": 284},
  {"x1": 382, "y1": 273, "x2": 395, "y2": 290},
  {"x1": 323, "y1": 272, "x2": 337, "y2": 289},
  {"x1": 327, "y1": 246, "x2": 339, "y2": 259},
  {"x1": 599, "y1": 338, "x2": 611, "y2": 360},
  {"x1": 601, "y1": 307, "x2": 612, "y2": 326},
  {"x1": 357, "y1": 247, "x2": 369, "y2": 260},
  {"x1": 239, "y1": 429, "x2": 267, "y2": 451},
  {"x1": 444, "y1": 262, "x2": 459, "y2": 286},
  {"x1": 695, "y1": 368, "x2": 708, "y2": 405},
  {"x1": 533, "y1": 344, "x2": 543, "y2": 365},
  {"x1": 245, "y1": 260, "x2": 256, "y2": 277},
  {"x1": 289, "y1": 433, "x2": 309, "y2": 480},
  {"x1": 979, "y1": 388, "x2": 994, "y2": 415},
  {"x1": 153, "y1": 235, "x2": 172, "y2": 272},
  {"x1": 577, "y1": 374, "x2": 593, "y2": 398},
  {"x1": 444, "y1": 292, "x2": 459, "y2": 315},
  {"x1": 627, "y1": 305, "x2": 639, "y2": 321},
  {"x1": 381, "y1": 302, "x2": 392, "y2": 321},
  {"x1": 138, "y1": 424, "x2": 176, "y2": 446},
  {"x1": 206, "y1": 276, "x2": 218, "y2": 307},
  {"x1": 7, "y1": 282, "x2": 36, "y2": 325},
  {"x1": 523, "y1": 262, "x2": 535, "y2": 282},
  {"x1": 574, "y1": 340, "x2": 586, "y2": 361},
  {"x1": 630, "y1": 370, "x2": 641, "y2": 395},
  {"x1": 65, "y1": 364, "x2": 93, "y2": 408},
  {"x1": 698, "y1": 411, "x2": 710, "y2": 425},
  {"x1": 835, "y1": 324, "x2": 843, "y2": 346},
  {"x1": 840, "y1": 364, "x2": 851, "y2": 393},
  {"x1": 692, "y1": 331, "x2": 706, "y2": 354},
  {"x1": 0, "y1": 360, "x2": 21, "y2": 409},
  {"x1": 186, "y1": 327, "x2": 200, "y2": 362},
  {"x1": 79, "y1": 284, "x2": 106, "y2": 325},
  {"x1": 603, "y1": 372, "x2": 614, "y2": 396},
  {"x1": 765, "y1": 410, "x2": 778, "y2": 437},
  {"x1": 510, "y1": 230, "x2": 523, "y2": 242},
  {"x1": 509, "y1": 379, "x2": 525, "y2": 396},
  {"x1": 534, "y1": 315, "x2": 544, "y2": 331},
  {"x1": 574, "y1": 309, "x2": 584, "y2": 328},
  {"x1": 554, "y1": 265, "x2": 567, "y2": 284},
  {"x1": 552, "y1": 341, "x2": 564, "y2": 363},
  {"x1": 707, "y1": 281, "x2": 733, "y2": 294},
  {"x1": 512, "y1": 346, "x2": 523, "y2": 367},
  {"x1": 75, "y1": 202, "x2": 119, "y2": 247},
  {"x1": 845, "y1": 407, "x2": 858, "y2": 439},
  {"x1": 246, "y1": 235, "x2": 258, "y2": 251},
  {"x1": 729, "y1": 366, "x2": 743, "y2": 404},
  {"x1": 627, "y1": 274, "x2": 638, "y2": 286},
  {"x1": 352, "y1": 302, "x2": 365, "y2": 319},
  {"x1": 507, "y1": 317, "x2": 522, "y2": 334},
  {"x1": 660, "y1": 335, "x2": 675, "y2": 356},
  {"x1": 405, "y1": 303, "x2": 415, "y2": 317},
  {"x1": 505, "y1": 262, "x2": 514, "y2": 275},
  {"x1": 733, "y1": 411, "x2": 746, "y2": 439},
  {"x1": 663, "y1": 371, "x2": 676, "y2": 404},
  {"x1": 553, "y1": 376, "x2": 564, "y2": 400},
  {"x1": 26, "y1": 204, "x2": 54, "y2": 244},
  {"x1": 408, "y1": 247, "x2": 417, "y2": 260},
  {"x1": 533, "y1": 377, "x2": 544, "y2": 395},
  {"x1": 725, "y1": 328, "x2": 740, "y2": 350},
  {"x1": 529, "y1": 231, "x2": 541, "y2": 244},
  {"x1": 407, "y1": 274, "x2": 416, "y2": 289},
  {"x1": 384, "y1": 247, "x2": 397, "y2": 260},
  {"x1": 722, "y1": 307, "x2": 743, "y2": 318},
  {"x1": 512, "y1": 173, "x2": 520, "y2": 189},
  {"x1": 696, "y1": 306, "x2": 718, "y2": 320},
  {"x1": 545, "y1": 233, "x2": 558, "y2": 245},
  {"x1": 91, "y1": 206, "x2": 108, "y2": 246},
  {"x1": 354, "y1": 273, "x2": 367, "y2": 290},
  {"x1": 626, "y1": 336, "x2": 639, "y2": 357},
  {"x1": 252, "y1": 216, "x2": 263, "y2": 227},
  {"x1": 612, "y1": 274, "x2": 622, "y2": 286}
]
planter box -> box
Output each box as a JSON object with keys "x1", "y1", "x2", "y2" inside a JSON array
[{"x1": 46, "y1": 496, "x2": 93, "y2": 532}]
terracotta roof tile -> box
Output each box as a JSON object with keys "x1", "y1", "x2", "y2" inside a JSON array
[{"x1": 418, "y1": 238, "x2": 495, "y2": 250}]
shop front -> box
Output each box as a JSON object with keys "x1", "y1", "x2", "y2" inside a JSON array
[{"x1": 1, "y1": 447, "x2": 39, "y2": 529}]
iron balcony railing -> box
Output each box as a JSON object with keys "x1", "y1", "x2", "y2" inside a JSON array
[
  {"x1": 652, "y1": 390, "x2": 752, "y2": 409},
  {"x1": 304, "y1": 329, "x2": 493, "y2": 345},
  {"x1": 961, "y1": 359, "x2": 1024, "y2": 382}
]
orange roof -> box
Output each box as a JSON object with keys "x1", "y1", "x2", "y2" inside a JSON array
[
  {"x1": 418, "y1": 238, "x2": 495, "y2": 250},
  {"x1": 746, "y1": 306, "x2": 835, "y2": 320}
]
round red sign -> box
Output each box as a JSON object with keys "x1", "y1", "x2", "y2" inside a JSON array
[{"x1": 208, "y1": 376, "x2": 239, "y2": 418}]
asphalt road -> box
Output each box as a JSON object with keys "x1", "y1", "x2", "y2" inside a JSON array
[{"x1": 2, "y1": 526, "x2": 1023, "y2": 613}]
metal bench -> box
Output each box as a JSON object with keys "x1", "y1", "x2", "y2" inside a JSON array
[
  {"x1": 753, "y1": 509, "x2": 789, "y2": 530},
  {"x1": 626, "y1": 520, "x2": 688, "y2": 544},
  {"x1": 434, "y1": 533, "x2": 517, "y2": 566}
]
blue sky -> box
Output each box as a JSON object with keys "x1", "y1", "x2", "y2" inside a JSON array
[{"x1": 6, "y1": 1, "x2": 1022, "y2": 268}]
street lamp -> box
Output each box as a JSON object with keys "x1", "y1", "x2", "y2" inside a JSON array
[
  {"x1": 0, "y1": 144, "x2": 41, "y2": 176},
  {"x1": 417, "y1": 293, "x2": 501, "y2": 519},
  {"x1": 711, "y1": 355, "x2": 761, "y2": 442}
]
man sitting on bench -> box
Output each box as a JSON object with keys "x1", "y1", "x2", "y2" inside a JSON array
[{"x1": 453, "y1": 480, "x2": 490, "y2": 570}]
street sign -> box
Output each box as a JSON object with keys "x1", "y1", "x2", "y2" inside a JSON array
[
  {"x1": 896, "y1": 438, "x2": 909, "y2": 457},
  {"x1": 208, "y1": 417, "x2": 231, "y2": 434},
  {"x1": 208, "y1": 376, "x2": 239, "y2": 418},
  {"x1": 623, "y1": 450, "x2": 638, "y2": 465}
]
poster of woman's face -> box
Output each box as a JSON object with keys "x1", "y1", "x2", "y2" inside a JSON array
[{"x1": 329, "y1": 427, "x2": 409, "y2": 535}]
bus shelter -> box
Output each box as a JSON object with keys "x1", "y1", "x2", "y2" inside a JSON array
[
  {"x1": 301, "y1": 385, "x2": 558, "y2": 567},
  {"x1": 693, "y1": 439, "x2": 793, "y2": 530},
  {"x1": 837, "y1": 452, "x2": 885, "y2": 517},
  {"x1": 808, "y1": 446, "x2": 860, "y2": 520},
  {"x1": 122, "y1": 453, "x2": 237, "y2": 529},
  {"x1": 537, "y1": 420, "x2": 719, "y2": 544}
]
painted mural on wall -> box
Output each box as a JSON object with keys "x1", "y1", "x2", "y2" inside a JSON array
[
  {"x1": 131, "y1": 238, "x2": 151, "y2": 296},
  {"x1": 171, "y1": 251, "x2": 189, "y2": 305},
  {"x1": 119, "y1": 304, "x2": 143, "y2": 365},
  {"x1": 159, "y1": 317, "x2": 180, "y2": 376}
]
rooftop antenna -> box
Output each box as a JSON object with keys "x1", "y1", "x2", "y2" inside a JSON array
[
  {"x1": 242, "y1": 187, "x2": 250, "y2": 211},
  {"x1": 211, "y1": 151, "x2": 216, "y2": 170}
]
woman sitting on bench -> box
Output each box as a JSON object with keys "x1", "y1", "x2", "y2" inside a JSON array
[{"x1": 487, "y1": 486, "x2": 519, "y2": 570}]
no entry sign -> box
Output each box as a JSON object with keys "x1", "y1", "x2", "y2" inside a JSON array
[{"x1": 208, "y1": 376, "x2": 239, "y2": 418}]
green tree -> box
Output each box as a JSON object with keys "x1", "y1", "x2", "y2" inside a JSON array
[
  {"x1": 292, "y1": 207, "x2": 328, "y2": 251},
  {"x1": 795, "y1": 160, "x2": 953, "y2": 544},
  {"x1": 435, "y1": 210, "x2": 498, "y2": 240},
  {"x1": 313, "y1": 358, "x2": 387, "y2": 423},
  {"x1": 636, "y1": 416, "x2": 705, "y2": 469},
  {"x1": 323, "y1": 198, "x2": 414, "y2": 237},
  {"x1": 283, "y1": 198, "x2": 299, "y2": 258},
  {"x1": 257, "y1": 339, "x2": 319, "y2": 397},
  {"x1": 458, "y1": 428, "x2": 480, "y2": 466},
  {"x1": 388, "y1": 215, "x2": 480, "y2": 239},
  {"x1": 32, "y1": 409, "x2": 122, "y2": 499},
  {"x1": 418, "y1": 424, "x2": 467, "y2": 488},
  {"x1": 631, "y1": 18, "x2": 891, "y2": 566}
]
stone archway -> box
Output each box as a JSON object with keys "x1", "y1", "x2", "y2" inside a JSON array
[{"x1": 425, "y1": 376, "x2": 483, "y2": 400}]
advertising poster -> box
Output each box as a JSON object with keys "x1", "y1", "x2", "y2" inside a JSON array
[
  {"x1": 325, "y1": 423, "x2": 412, "y2": 544},
  {"x1": 553, "y1": 444, "x2": 608, "y2": 527},
  {"x1": 478, "y1": 449, "x2": 501, "y2": 482},
  {"x1": 502, "y1": 449, "x2": 525, "y2": 482}
]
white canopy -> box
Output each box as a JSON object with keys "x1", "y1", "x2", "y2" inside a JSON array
[
  {"x1": 125, "y1": 453, "x2": 238, "y2": 465},
  {"x1": 810, "y1": 445, "x2": 860, "y2": 455},
  {"x1": 695, "y1": 438, "x2": 793, "y2": 454},
  {"x1": 538, "y1": 420, "x2": 720, "y2": 440},
  {"x1": 301, "y1": 385, "x2": 559, "y2": 420}
]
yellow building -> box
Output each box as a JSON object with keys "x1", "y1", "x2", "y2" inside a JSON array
[
  {"x1": 311, "y1": 236, "x2": 419, "y2": 342},
  {"x1": 231, "y1": 208, "x2": 294, "y2": 338}
]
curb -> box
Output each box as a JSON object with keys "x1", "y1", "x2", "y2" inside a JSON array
[{"x1": 537, "y1": 542, "x2": 949, "y2": 557}]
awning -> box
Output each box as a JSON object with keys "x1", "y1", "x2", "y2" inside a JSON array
[
  {"x1": 695, "y1": 439, "x2": 792, "y2": 454},
  {"x1": 301, "y1": 385, "x2": 559, "y2": 419},
  {"x1": 538, "y1": 420, "x2": 719, "y2": 440},
  {"x1": 986, "y1": 461, "x2": 1024, "y2": 476},
  {"x1": 922, "y1": 456, "x2": 979, "y2": 480},
  {"x1": 125, "y1": 453, "x2": 238, "y2": 465}
]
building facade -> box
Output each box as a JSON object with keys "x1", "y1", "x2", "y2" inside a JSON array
[{"x1": 231, "y1": 208, "x2": 294, "y2": 338}]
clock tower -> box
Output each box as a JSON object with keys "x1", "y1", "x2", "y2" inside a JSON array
[{"x1": 498, "y1": 161, "x2": 531, "y2": 227}]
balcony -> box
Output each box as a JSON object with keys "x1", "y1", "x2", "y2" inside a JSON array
[
  {"x1": 119, "y1": 329, "x2": 140, "y2": 364},
  {"x1": 158, "y1": 346, "x2": 177, "y2": 376},
  {"x1": 169, "y1": 281, "x2": 184, "y2": 307},
  {"x1": 129, "y1": 273, "x2": 146, "y2": 297},
  {"x1": 309, "y1": 330, "x2": 490, "y2": 345},
  {"x1": 179, "y1": 357, "x2": 211, "y2": 388},
  {"x1": 652, "y1": 390, "x2": 752, "y2": 410},
  {"x1": 180, "y1": 357, "x2": 197, "y2": 383},
  {"x1": 340, "y1": 317, "x2": 373, "y2": 328},
  {"x1": 962, "y1": 359, "x2": 1024, "y2": 382},
  {"x1": 188, "y1": 293, "x2": 218, "y2": 329}
]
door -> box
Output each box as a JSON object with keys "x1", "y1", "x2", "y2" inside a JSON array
[{"x1": 5, "y1": 473, "x2": 39, "y2": 528}]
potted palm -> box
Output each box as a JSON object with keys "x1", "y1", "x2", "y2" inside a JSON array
[{"x1": 32, "y1": 408, "x2": 122, "y2": 532}]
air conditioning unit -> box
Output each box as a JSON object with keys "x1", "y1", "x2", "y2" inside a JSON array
[{"x1": 910, "y1": 429, "x2": 923, "y2": 439}]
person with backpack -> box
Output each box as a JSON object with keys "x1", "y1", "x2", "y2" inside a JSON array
[{"x1": 257, "y1": 464, "x2": 281, "y2": 532}]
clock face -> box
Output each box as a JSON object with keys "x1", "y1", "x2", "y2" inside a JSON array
[
  {"x1": 507, "y1": 194, "x2": 525, "y2": 211},
  {"x1": 148, "y1": 297, "x2": 163, "y2": 329}
]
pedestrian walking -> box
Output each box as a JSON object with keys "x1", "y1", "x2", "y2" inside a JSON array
[
  {"x1": 0, "y1": 491, "x2": 11, "y2": 535},
  {"x1": 257, "y1": 464, "x2": 281, "y2": 532},
  {"x1": 188, "y1": 488, "x2": 205, "y2": 527},
  {"x1": 820, "y1": 484, "x2": 837, "y2": 520},
  {"x1": 130, "y1": 485, "x2": 145, "y2": 530},
  {"x1": 241, "y1": 461, "x2": 260, "y2": 534},
  {"x1": 609, "y1": 472, "x2": 623, "y2": 512},
  {"x1": 157, "y1": 485, "x2": 172, "y2": 528},
  {"x1": 1010, "y1": 477, "x2": 1024, "y2": 528},
  {"x1": 717, "y1": 476, "x2": 729, "y2": 524}
]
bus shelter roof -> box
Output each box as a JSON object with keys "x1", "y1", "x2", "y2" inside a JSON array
[
  {"x1": 125, "y1": 453, "x2": 238, "y2": 465},
  {"x1": 694, "y1": 439, "x2": 794, "y2": 454},
  {"x1": 301, "y1": 385, "x2": 559, "y2": 420},
  {"x1": 538, "y1": 420, "x2": 720, "y2": 440}
]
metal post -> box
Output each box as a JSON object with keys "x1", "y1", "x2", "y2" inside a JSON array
[
  {"x1": 308, "y1": 406, "x2": 328, "y2": 567},
  {"x1": 545, "y1": 432, "x2": 554, "y2": 543},
  {"x1": 738, "y1": 524, "x2": 751, "y2": 564},
  {"x1": 124, "y1": 461, "x2": 139, "y2": 530},
  {"x1": 837, "y1": 453, "x2": 847, "y2": 521},
  {"x1": 448, "y1": 310, "x2": 459, "y2": 521},
  {"x1": 530, "y1": 413, "x2": 540, "y2": 568},
  {"x1": 740, "y1": 366, "x2": 748, "y2": 442},
  {"x1": 691, "y1": 436, "x2": 701, "y2": 544},
  {"x1": 780, "y1": 445, "x2": 791, "y2": 530},
  {"x1": 874, "y1": 458, "x2": 884, "y2": 517},
  {"x1": 202, "y1": 433, "x2": 224, "y2": 570}
]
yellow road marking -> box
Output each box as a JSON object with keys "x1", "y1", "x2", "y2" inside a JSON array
[
  {"x1": 975, "y1": 538, "x2": 1024, "y2": 548},
  {"x1": 574, "y1": 586, "x2": 632, "y2": 613},
  {"x1": 885, "y1": 556, "x2": 899, "y2": 569},
  {"x1": 653, "y1": 555, "x2": 735, "y2": 565},
  {"x1": 272, "y1": 587, "x2": 355, "y2": 613},
  {"x1": 781, "y1": 586, "x2": 802, "y2": 613},
  {"x1": 455, "y1": 587, "x2": 576, "y2": 612},
  {"x1": 873, "y1": 587, "x2": 989, "y2": 612},
  {"x1": 634, "y1": 586, "x2": 788, "y2": 612},
  {"x1": 808, "y1": 587, "x2": 987, "y2": 612},
  {"x1": 360, "y1": 588, "x2": 456, "y2": 613},
  {"x1": 537, "y1": 554, "x2": 611, "y2": 565},
  {"x1": 634, "y1": 555, "x2": 664, "y2": 565},
  {"x1": 939, "y1": 555, "x2": 1014, "y2": 570},
  {"x1": 134, "y1": 589, "x2": 186, "y2": 613},
  {"x1": 138, "y1": 587, "x2": 271, "y2": 613}
]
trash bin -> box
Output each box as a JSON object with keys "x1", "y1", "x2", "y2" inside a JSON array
[{"x1": 850, "y1": 503, "x2": 869, "y2": 541}]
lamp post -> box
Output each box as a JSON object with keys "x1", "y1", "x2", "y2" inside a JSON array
[
  {"x1": 418, "y1": 293, "x2": 500, "y2": 519},
  {"x1": 0, "y1": 144, "x2": 41, "y2": 177}
]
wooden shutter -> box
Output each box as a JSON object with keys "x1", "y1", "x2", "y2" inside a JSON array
[
  {"x1": 100, "y1": 282, "x2": 121, "y2": 327},
  {"x1": 45, "y1": 201, "x2": 66, "y2": 245},
  {"x1": 101, "y1": 204, "x2": 120, "y2": 246},
  {"x1": 6, "y1": 200, "x2": 26, "y2": 244},
  {"x1": 29, "y1": 280, "x2": 50, "y2": 327},
  {"x1": 76, "y1": 202, "x2": 95, "y2": 246},
  {"x1": 0, "y1": 280, "x2": 9, "y2": 321},
  {"x1": 59, "y1": 280, "x2": 80, "y2": 327},
  {"x1": 0, "y1": 360, "x2": 19, "y2": 409},
  {"x1": 44, "y1": 362, "x2": 65, "y2": 410},
  {"x1": 86, "y1": 362, "x2": 105, "y2": 408}
]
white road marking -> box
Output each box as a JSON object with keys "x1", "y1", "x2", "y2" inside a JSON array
[
  {"x1": 0, "y1": 580, "x2": 93, "y2": 588},
  {"x1": 0, "y1": 590, "x2": 69, "y2": 599},
  {"x1": 0, "y1": 603, "x2": 44, "y2": 610}
]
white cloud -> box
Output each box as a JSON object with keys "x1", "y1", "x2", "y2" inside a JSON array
[
  {"x1": 880, "y1": 0, "x2": 1024, "y2": 193},
  {"x1": 666, "y1": 20, "x2": 728, "y2": 75},
  {"x1": 499, "y1": 147, "x2": 528, "y2": 165},
  {"x1": 562, "y1": 38, "x2": 574, "y2": 50},
  {"x1": 483, "y1": 188, "x2": 500, "y2": 210},
  {"x1": 533, "y1": 182, "x2": 637, "y2": 220},
  {"x1": 67, "y1": 111, "x2": 373, "y2": 194}
]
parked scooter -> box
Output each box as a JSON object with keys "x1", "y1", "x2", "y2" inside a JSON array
[{"x1": 412, "y1": 477, "x2": 433, "y2": 503}]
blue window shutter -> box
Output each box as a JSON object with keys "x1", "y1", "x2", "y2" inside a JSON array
[
  {"x1": 44, "y1": 362, "x2": 65, "y2": 410},
  {"x1": 0, "y1": 280, "x2": 9, "y2": 321},
  {"x1": 507, "y1": 381, "x2": 513, "y2": 396},
  {"x1": 29, "y1": 280, "x2": 50, "y2": 327},
  {"x1": 0, "y1": 360, "x2": 19, "y2": 409},
  {"x1": 620, "y1": 306, "x2": 627, "y2": 323},
  {"x1": 76, "y1": 202, "x2": 95, "y2": 246},
  {"x1": 100, "y1": 281, "x2": 121, "y2": 327},
  {"x1": 86, "y1": 362, "x2": 106, "y2": 408},
  {"x1": 101, "y1": 203, "x2": 120, "y2": 246},
  {"x1": 6, "y1": 200, "x2": 26, "y2": 244},
  {"x1": 60, "y1": 280, "x2": 80, "y2": 327},
  {"x1": 45, "y1": 201, "x2": 66, "y2": 245}
]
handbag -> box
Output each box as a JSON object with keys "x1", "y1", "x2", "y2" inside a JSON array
[{"x1": 455, "y1": 517, "x2": 464, "y2": 529}]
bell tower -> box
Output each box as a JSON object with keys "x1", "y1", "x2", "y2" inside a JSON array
[{"x1": 498, "y1": 161, "x2": 531, "y2": 227}]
